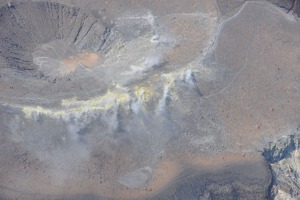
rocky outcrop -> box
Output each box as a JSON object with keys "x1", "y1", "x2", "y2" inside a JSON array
[
  {"x1": 263, "y1": 127, "x2": 300, "y2": 200},
  {"x1": 269, "y1": 0, "x2": 300, "y2": 17},
  {"x1": 147, "y1": 160, "x2": 271, "y2": 200}
]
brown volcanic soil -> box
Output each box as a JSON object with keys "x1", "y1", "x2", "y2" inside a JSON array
[{"x1": 210, "y1": 1, "x2": 300, "y2": 149}]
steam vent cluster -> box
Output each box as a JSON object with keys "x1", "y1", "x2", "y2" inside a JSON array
[{"x1": 1, "y1": 0, "x2": 300, "y2": 200}]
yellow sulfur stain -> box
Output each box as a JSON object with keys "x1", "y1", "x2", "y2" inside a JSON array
[
  {"x1": 22, "y1": 106, "x2": 65, "y2": 119},
  {"x1": 21, "y1": 66, "x2": 197, "y2": 119},
  {"x1": 134, "y1": 86, "x2": 156, "y2": 102},
  {"x1": 161, "y1": 73, "x2": 179, "y2": 101},
  {"x1": 61, "y1": 90, "x2": 130, "y2": 107},
  {"x1": 22, "y1": 90, "x2": 131, "y2": 119}
]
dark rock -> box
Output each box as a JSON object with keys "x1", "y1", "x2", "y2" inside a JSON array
[
  {"x1": 147, "y1": 161, "x2": 271, "y2": 200},
  {"x1": 263, "y1": 129, "x2": 300, "y2": 199}
]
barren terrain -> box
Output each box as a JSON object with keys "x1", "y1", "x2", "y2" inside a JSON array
[{"x1": 0, "y1": 0, "x2": 300, "y2": 199}]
